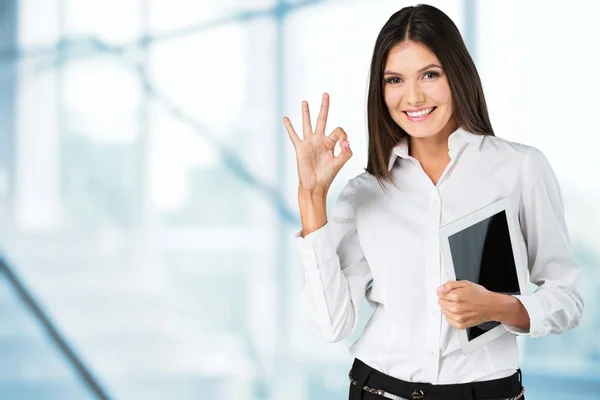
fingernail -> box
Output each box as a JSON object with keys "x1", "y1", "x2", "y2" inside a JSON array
[{"x1": 437, "y1": 285, "x2": 444, "y2": 291}]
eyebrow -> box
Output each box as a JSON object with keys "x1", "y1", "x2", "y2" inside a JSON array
[{"x1": 383, "y1": 64, "x2": 443, "y2": 76}]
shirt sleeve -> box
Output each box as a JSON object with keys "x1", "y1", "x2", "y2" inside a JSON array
[
  {"x1": 293, "y1": 178, "x2": 373, "y2": 343},
  {"x1": 502, "y1": 147, "x2": 584, "y2": 338}
]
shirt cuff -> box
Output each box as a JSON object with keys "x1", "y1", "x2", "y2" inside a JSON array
[
  {"x1": 502, "y1": 294, "x2": 548, "y2": 338},
  {"x1": 294, "y1": 223, "x2": 338, "y2": 267}
]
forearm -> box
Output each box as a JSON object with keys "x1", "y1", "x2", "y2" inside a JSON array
[
  {"x1": 298, "y1": 187, "x2": 328, "y2": 236},
  {"x1": 491, "y1": 292, "x2": 530, "y2": 331},
  {"x1": 295, "y1": 183, "x2": 368, "y2": 343}
]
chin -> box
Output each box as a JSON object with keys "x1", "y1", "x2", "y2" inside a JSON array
[
  {"x1": 404, "y1": 128, "x2": 442, "y2": 138},
  {"x1": 398, "y1": 122, "x2": 446, "y2": 139}
]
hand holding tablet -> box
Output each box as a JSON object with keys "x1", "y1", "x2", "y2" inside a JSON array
[
  {"x1": 436, "y1": 279, "x2": 508, "y2": 332},
  {"x1": 438, "y1": 197, "x2": 528, "y2": 354}
]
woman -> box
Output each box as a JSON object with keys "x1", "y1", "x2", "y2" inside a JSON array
[{"x1": 283, "y1": 4, "x2": 583, "y2": 400}]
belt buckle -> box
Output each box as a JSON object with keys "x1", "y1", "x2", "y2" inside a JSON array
[{"x1": 411, "y1": 389, "x2": 424, "y2": 399}]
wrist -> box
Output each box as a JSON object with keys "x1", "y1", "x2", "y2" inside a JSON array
[
  {"x1": 489, "y1": 292, "x2": 514, "y2": 322},
  {"x1": 298, "y1": 185, "x2": 328, "y2": 199},
  {"x1": 298, "y1": 186, "x2": 328, "y2": 237}
]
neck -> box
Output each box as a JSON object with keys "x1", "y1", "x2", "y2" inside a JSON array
[{"x1": 409, "y1": 121, "x2": 458, "y2": 166}]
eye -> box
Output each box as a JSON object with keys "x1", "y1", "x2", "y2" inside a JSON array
[
  {"x1": 385, "y1": 77, "x2": 402, "y2": 84},
  {"x1": 423, "y1": 71, "x2": 440, "y2": 79}
]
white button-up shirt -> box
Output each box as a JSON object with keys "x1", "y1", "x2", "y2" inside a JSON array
[{"x1": 294, "y1": 127, "x2": 583, "y2": 384}]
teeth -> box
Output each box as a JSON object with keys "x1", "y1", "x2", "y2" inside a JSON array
[{"x1": 407, "y1": 107, "x2": 434, "y2": 117}]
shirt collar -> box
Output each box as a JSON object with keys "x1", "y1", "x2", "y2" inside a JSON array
[{"x1": 387, "y1": 127, "x2": 486, "y2": 171}]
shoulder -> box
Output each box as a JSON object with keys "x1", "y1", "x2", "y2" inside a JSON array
[
  {"x1": 330, "y1": 173, "x2": 365, "y2": 219},
  {"x1": 482, "y1": 135, "x2": 550, "y2": 169},
  {"x1": 332, "y1": 171, "x2": 383, "y2": 210},
  {"x1": 482, "y1": 134, "x2": 535, "y2": 156},
  {"x1": 483, "y1": 135, "x2": 558, "y2": 194},
  {"x1": 348, "y1": 170, "x2": 392, "y2": 198},
  {"x1": 349, "y1": 171, "x2": 374, "y2": 189}
]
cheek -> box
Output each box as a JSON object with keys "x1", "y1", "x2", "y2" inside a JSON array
[
  {"x1": 423, "y1": 83, "x2": 452, "y2": 107},
  {"x1": 384, "y1": 87, "x2": 403, "y2": 109}
]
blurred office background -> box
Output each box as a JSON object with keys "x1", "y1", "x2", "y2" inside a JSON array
[{"x1": 0, "y1": 0, "x2": 598, "y2": 399}]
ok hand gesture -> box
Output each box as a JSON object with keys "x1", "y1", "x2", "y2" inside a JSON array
[{"x1": 283, "y1": 93, "x2": 353, "y2": 195}]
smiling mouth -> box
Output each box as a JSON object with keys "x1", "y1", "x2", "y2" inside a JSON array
[{"x1": 403, "y1": 106, "x2": 437, "y2": 121}]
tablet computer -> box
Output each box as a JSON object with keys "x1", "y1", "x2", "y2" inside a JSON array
[{"x1": 439, "y1": 196, "x2": 528, "y2": 354}]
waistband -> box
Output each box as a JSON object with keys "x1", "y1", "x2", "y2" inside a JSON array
[{"x1": 349, "y1": 358, "x2": 524, "y2": 400}]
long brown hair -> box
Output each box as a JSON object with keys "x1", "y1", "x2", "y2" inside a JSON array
[{"x1": 365, "y1": 4, "x2": 494, "y2": 186}]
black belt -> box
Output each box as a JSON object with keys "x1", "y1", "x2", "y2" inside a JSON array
[{"x1": 349, "y1": 358, "x2": 524, "y2": 400}]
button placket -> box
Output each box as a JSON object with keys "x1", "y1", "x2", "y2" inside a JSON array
[
  {"x1": 422, "y1": 197, "x2": 435, "y2": 380},
  {"x1": 425, "y1": 189, "x2": 442, "y2": 383}
]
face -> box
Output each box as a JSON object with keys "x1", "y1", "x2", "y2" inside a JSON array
[{"x1": 383, "y1": 40, "x2": 455, "y2": 139}]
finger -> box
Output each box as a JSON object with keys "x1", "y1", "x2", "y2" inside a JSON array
[
  {"x1": 437, "y1": 298, "x2": 454, "y2": 311},
  {"x1": 326, "y1": 126, "x2": 348, "y2": 150},
  {"x1": 332, "y1": 143, "x2": 353, "y2": 171},
  {"x1": 301, "y1": 101, "x2": 313, "y2": 138},
  {"x1": 448, "y1": 318, "x2": 469, "y2": 330},
  {"x1": 283, "y1": 117, "x2": 301, "y2": 147},
  {"x1": 328, "y1": 127, "x2": 353, "y2": 169},
  {"x1": 443, "y1": 308, "x2": 477, "y2": 327},
  {"x1": 445, "y1": 291, "x2": 461, "y2": 302},
  {"x1": 436, "y1": 290, "x2": 458, "y2": 302},
  {"x1": 314, "y1": 92, "x2": 330, "y2": 136},
  {"x1": 439, "y1": 299, "x2": 461, "y2": 315},
  {"x1": 437, "y1": 280, "x2": 471, "y2": 293},
  {"x1": 442, "y1": 310, "x2": 466, "y2": 329},
  {"x1": 441, "y1": 309, "x2": 458, "y2": 325}
]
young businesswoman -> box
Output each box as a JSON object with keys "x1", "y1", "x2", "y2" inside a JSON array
[{"x1": 283, "y1": 4, "x2": 583, "y2": 400}]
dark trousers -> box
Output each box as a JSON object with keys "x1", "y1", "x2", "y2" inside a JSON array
[{"x1": 349, "y1": 358, "x2": 524, "y2": 400}]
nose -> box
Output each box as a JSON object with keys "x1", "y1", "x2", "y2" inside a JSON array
[{"x1": 405, "y1": 81, "x2": 425, "y2": 107}]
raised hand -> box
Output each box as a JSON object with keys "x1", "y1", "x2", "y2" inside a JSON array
[{"x1": 283, "y1": 93, "x2": 352, "y2": 194}]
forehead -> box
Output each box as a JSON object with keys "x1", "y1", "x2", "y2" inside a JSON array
[{"x1": 385, "y1": 41, "x2": 441, "y2": 71}]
